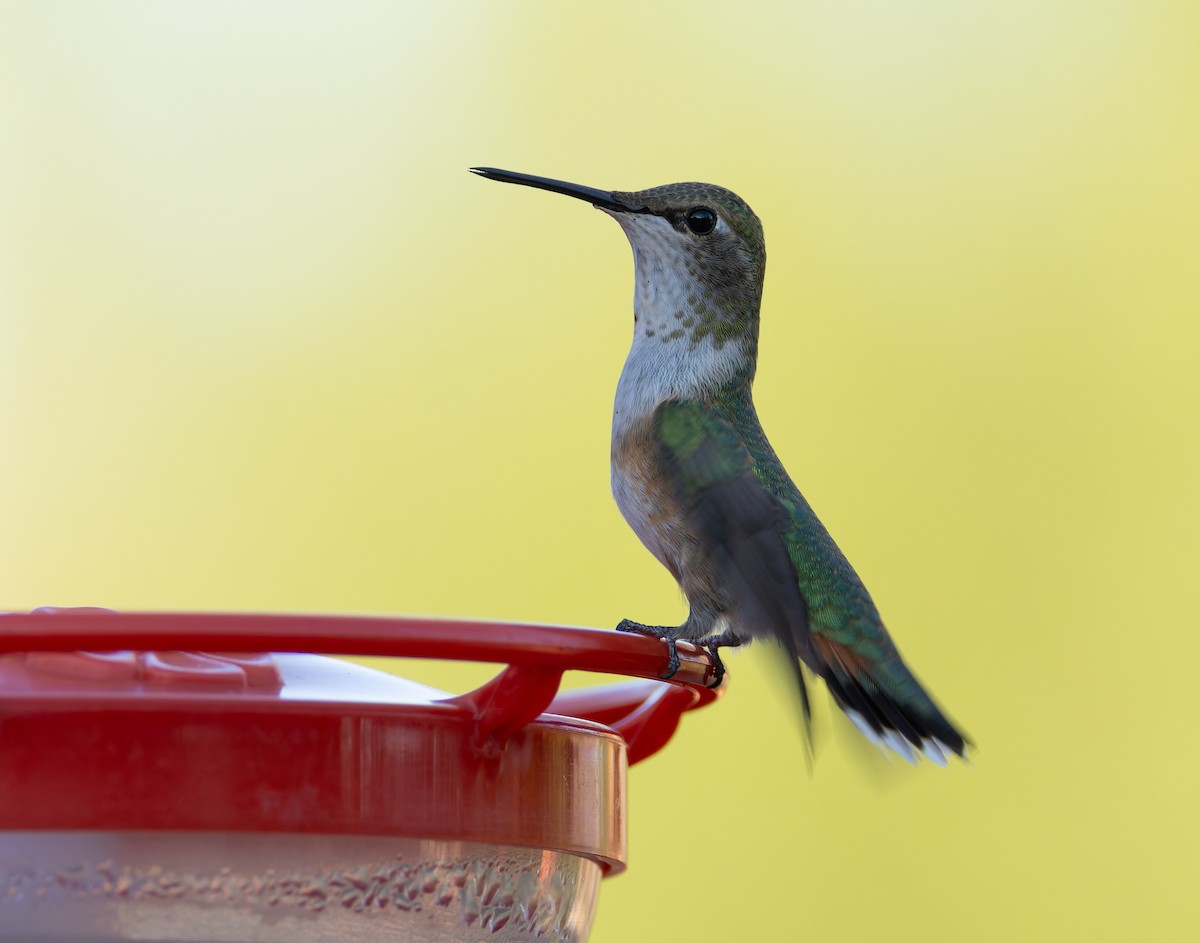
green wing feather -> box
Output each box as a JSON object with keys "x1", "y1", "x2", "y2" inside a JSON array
[{"x1": 654, "y1": 397, "x2": 967, "y2": 759}]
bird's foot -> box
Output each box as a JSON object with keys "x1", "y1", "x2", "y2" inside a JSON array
[
  {"x1": 616, "y1": 619, "x2": 681, "y2": 679},
  {"x1": 694, "y1": 629, "x2": 744, "y2": 689}
]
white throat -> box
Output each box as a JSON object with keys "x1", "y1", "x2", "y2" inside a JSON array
[{"x1": 608, "y1": 214, "x2": 745, "y2": 435}]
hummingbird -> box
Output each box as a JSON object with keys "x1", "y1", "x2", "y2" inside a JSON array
[{"x1": 472, "y1": 167, "x2": 967, "y2": 764}]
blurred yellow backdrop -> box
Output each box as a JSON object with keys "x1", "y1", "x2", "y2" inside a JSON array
[{"x1": 2, "y1": 1, "x2": 1198, "y2": 940}]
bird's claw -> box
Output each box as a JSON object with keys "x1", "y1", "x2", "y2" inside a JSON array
[
  {"x1": 616, "y1": 619, "x2": 681, "y2": 679},
  {"x1": 616, "y1": 620, "x2": 736, "y2": 685},
  {"x1": 696, "y1": 630, "x2": 742, "y2": 689},
  {"x1": 703, "y1": 643, "x2": 727, "y2": 689}
]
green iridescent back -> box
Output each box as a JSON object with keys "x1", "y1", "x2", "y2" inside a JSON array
[{"x1": 710, "y1": 381, "x2": 895, "y2": 658}]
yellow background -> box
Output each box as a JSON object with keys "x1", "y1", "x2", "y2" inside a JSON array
[{"x1": 2, "y1": 2, "x2": 1197, "y2": 940}]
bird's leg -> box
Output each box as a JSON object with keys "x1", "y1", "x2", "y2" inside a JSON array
[
  {"x1": 694, "y1": 628, "x2": 744, "y2": 689},
  {"x1": 616, "y1": 619, "x2": 682, "y2": 679}
]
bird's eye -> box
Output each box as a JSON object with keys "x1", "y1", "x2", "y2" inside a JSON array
[{"x1": 685, "y1": 207, "x2": 717, "y2": 235}]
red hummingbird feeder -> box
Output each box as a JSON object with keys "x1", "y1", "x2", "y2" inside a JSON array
[{"x1": 0, "y1": 608, "x2": 722, "y2": 942}]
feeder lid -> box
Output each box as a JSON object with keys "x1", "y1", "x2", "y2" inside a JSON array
[{"x1": 0, "y1": 610, "x2": 725, "y2": 876}]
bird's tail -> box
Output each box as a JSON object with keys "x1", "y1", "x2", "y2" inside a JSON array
[{"x1": 811, "y1": 634, "x2": 968, "y2": 765}]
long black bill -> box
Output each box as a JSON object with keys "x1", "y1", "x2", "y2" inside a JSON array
[{"x1": 470, "y1": 167, "x2": 649, "y2": 214}]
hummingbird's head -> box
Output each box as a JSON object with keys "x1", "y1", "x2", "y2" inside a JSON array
[
  {"x1": 471, "y1": 168, "x2": 766, "y2": 361},
  {"x1": 606, "y1": 181, "x2": 765, "y2": 355}
]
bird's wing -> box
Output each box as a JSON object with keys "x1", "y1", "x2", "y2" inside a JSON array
[
  {"x1": 654, "y1": 398, "x2": 967, "y2": 762},
  {"x1": 653, "y1": 398, "x2": 815, "y2": 723}
]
